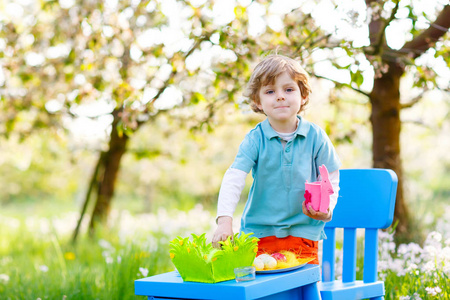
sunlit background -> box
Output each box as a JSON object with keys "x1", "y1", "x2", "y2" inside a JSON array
[{"x1": 0, "y1": 0, "x2": 449, "y2": 299}]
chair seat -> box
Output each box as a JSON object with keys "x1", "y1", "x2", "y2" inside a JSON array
[{"x1": 318, "y1": 280, "x2": 385, "y2": 300}]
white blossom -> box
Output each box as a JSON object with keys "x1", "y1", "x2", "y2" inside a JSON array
[
  {"x1": 0, "y1": 274, "x2": 10, "y2": 283},
  {"x1": 139, "y1": 267, "x2": 149, "y2": 277},
  {"x1": 423, "y1": 261, "x2": 435, "y2": 274},
  {"x1": 98, "y1": 239, "x2": 113, "y2": 250},
  {"x1": 425, "y1": 286, "x2": 442, "y2": 296},
  {"x1": 39, "y1": 265, "x2": 49, "y2": 272},
  {"x1": 411, "y1": 293, "x2": 422, "y2": 300},
  {"x1": 105, "y1": 257, "x2": 114, "y2": 264}
]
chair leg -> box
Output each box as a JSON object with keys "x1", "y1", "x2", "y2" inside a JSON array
[{"x1": 302, "y1": 282, "x2": 321, "y2": 300}]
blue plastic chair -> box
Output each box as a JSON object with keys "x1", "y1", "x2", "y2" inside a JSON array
[{"x1": 319, "y1": 169, "x2": 398, "y2": 300}]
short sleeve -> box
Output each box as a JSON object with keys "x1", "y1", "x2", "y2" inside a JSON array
[
  {"x1": 315, "y1": 129, "x2": 341, "y2": 173},
  {"x1": 231, "y1": 133, "x2": 259, "y2": 173}
]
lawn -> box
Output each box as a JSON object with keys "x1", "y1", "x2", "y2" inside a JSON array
[{"x1": 0, "y1": 204, "x2": 448, "y2": 299}]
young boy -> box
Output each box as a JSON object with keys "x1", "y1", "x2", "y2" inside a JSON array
[{"x1": 212, "y1": 55, "x2": 341, "y2": 264}]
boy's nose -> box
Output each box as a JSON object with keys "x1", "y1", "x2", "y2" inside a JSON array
[{"x1": 277, "y1": 96, "x2": 285, "y2": 101}]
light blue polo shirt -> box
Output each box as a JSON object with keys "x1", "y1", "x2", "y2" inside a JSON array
[{"x1": 231, "y1": 116, "x2": 341, "y2": 241}]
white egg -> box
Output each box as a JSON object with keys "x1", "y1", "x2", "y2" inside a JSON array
[
  {"x1": 264, "y1": 256, "x2": 277, "y2": 269},
  {"x1": 257, "y1": 254, "x2": 271, "y2": 262},
  {"x1": 253, "y1": 257, "x2": 264, "y2": 270}
]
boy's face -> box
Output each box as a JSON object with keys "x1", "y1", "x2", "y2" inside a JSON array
[{"x1": 257, "y1": 72, "x2": 305, "y2": 129}]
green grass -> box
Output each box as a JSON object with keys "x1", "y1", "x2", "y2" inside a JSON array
[
  {"x1": 384, "y1": 270, "x2": 449, "y2": 300},
  {"x1": 1, "y1": 206, "x2": 449, "y2": 300},
  {"x1": 0, "y1": 224, "x2": 173, "y2": 300}
]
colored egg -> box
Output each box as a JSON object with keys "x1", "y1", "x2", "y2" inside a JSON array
[{"x1": 271, "y1": 252, "x2": 287, "y2": 262}]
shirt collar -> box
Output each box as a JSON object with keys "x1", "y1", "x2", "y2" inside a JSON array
[{"x1": 261, "y1": 116, "x2": 310, "y2": 140}]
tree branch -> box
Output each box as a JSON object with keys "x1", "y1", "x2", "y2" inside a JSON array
[
  {"x1": 296, "y1": 25, "x2": 320, "y2": 52},
  {"x1": 135, "y1": 32, "x2": 215, "y2": 128},
  {"x1": 400, "y1": 88, "x2": 428, "y2": 109},
  {"x1": 377, "y1": 0, "x2": 400, "y2": 51},
  {"x1": 66, "y1": 109, "x2": 112, "y2": 120},
  {"x1": 314, "y1": 74, "x2": 371, "y2": 98},
  {"x1": 365, "y1": 0, "x2": 400, "y2": 55},
  {"x1": 148, "y1": 32, "x2": 213, "y2": 107},
  {"x1": 398, "y1": 5, "x2": 450, "y2": 59},
  {"x1": 401, "y1": 119, "x2": 431, "y2": 128}
]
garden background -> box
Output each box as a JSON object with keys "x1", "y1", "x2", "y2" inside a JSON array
[{"x1": 0, "y1": 0, "x2": 449, "y2": 299}]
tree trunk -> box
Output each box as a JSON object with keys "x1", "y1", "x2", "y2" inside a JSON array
[
  {"x1": 88, "y1": 109, "x2": 129, "y2": 234},
  {"x1": 72, "y1": 151, "x2": 105, "y2": 243},
  {"x1": 366, "y1": 4, "x2": 449, "y2": 243},
  {"x1": 369, "y1": 61, "x2": 413, "y2": 243}
]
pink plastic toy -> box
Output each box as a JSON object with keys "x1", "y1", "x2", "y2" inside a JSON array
[{"x1": 304, "y1": 165, "x2": 334, "y2": 213}]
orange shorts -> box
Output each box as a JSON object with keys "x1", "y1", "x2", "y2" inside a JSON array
[{"x1": 257, "y1": 235, "x2": 319, "y2": 265}]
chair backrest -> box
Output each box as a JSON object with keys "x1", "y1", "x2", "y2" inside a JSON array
[{"x1": 322, "y1": 169, "x2": 398, "y2": 283}]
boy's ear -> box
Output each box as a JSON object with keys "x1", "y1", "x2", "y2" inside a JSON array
[{"x1": 256, "y1": 102, "x2": 263, "y2": 111}]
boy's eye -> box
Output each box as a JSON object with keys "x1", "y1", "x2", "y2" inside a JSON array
[
  {"x1": 286, "y1": 88, "x2": 293, "y2": 92},
  {"x1": 265, "y1": 90, "x2": 274, "y2": 94}
]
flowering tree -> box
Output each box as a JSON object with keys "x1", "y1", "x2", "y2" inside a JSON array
[
  {"x1": 342, "y1": 1, "x2": 449, "y2": 243},
  {"x1": 0, "y1": 0, "x2": 249, "y2": 238},
  {"x1": 252, "y1": 0, "x2": 449, "y2": 243},
  {"x1": 1, "y1": 0, "x2": 331, "y2": 239},
  {"x1": 2, "y1": 0, "x2": 448, "y2": 243},
  {"x1": 207, "y1": 0, "x2": 450, "y2": 242}
]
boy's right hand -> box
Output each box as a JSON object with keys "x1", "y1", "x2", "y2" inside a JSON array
[{"x1": 212, "y1": 216, "x2": 233, "y2": 248}]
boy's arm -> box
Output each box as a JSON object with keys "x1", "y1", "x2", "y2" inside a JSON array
[{"x1": 212, "y1": 168, "x2": 247, "y2": 247}]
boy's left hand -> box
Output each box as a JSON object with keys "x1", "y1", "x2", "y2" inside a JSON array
[{"x1": 302, "y1": 201, "x2": 332, "y2": 222}]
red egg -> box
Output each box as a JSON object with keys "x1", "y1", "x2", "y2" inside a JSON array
[{"x1": 271, "y1": 252, "x2": 286, "y2": 262}]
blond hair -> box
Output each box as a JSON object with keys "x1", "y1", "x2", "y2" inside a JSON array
[{"x1": 244, "y1": 55, "x2": 312, "y2": 114}]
